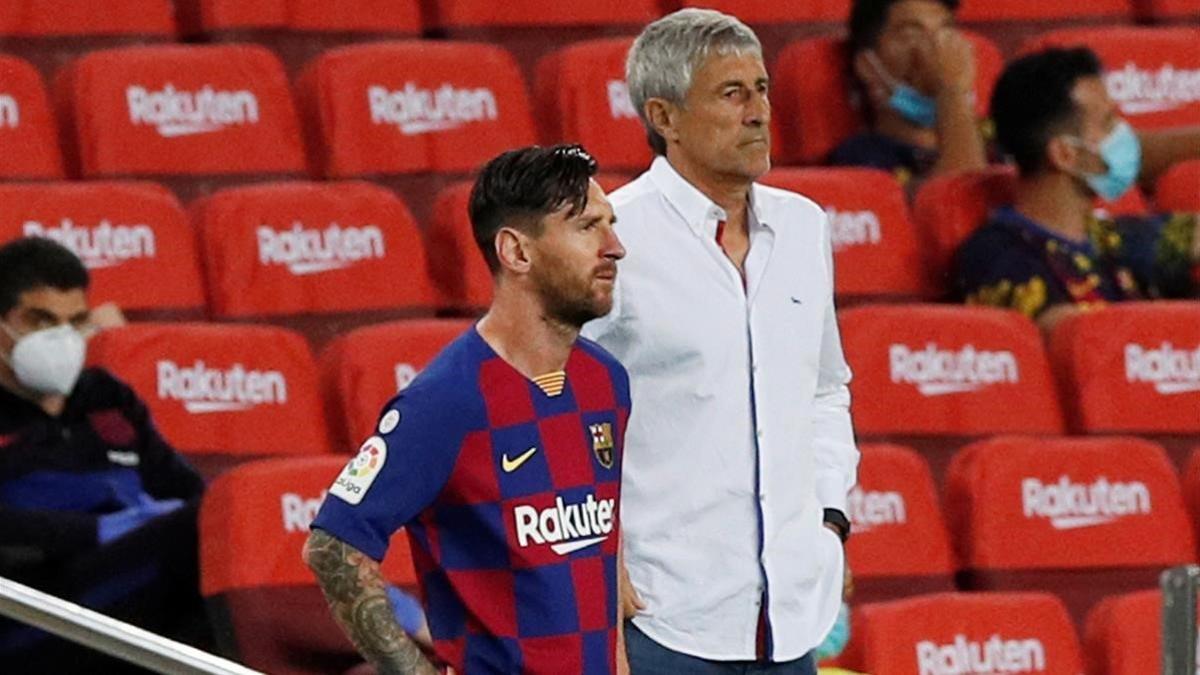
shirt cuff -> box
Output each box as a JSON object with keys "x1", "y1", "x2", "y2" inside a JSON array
[{"x1": 815, "y1": 472, "x2": 850, "y2": 513}]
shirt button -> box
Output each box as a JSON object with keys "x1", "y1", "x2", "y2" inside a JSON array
[{"x1": 756, "y1": 428, "x2": 764, "y2": 439}]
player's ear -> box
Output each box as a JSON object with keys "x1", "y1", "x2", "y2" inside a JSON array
[
  {"x1": 495, "y1": 227, "x2": 533, "y2": 276},
  {"x1": 645, "y1": 97, "x2": 681, "y2": 147}
]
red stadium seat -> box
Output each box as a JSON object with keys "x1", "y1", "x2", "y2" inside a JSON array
[
  {"x1": 1154, "y1": 159, "x2": 1200, "y2": 212},
  {"x1": 87, "y1": 322, "x2": 330, "y2": 479},
  {"x1": 319, "y1": 318, "x2": 474, "y2": 452},
  {"x1": 761, "y1": 167, "x2": 933, "y2": 303},
  {"x1": 841, "y1": 592, "x2": 1083, "y2": 675},
  {"x1": 192, "y1": 181, "x2": 436, "y2": 347},
  {"x1": 1136, "y1": 0, "x2": 1200, "y2": 21},
  {"x1": 0, "y1": 182, "x2": 204, "y2": 319},
  {"x1": 201, "y1": 456, "x2": 416, "y2": 675},
  {"x1": 0, "y1": 55, "x2": 63, "y2": 178},
  {"x1": 55, "y1": 44, "x2": 308, "y2": 201},
  {"x1": 175, "y1": 0, "x2": 421, "y2": 75},
  {"x1": 1048, "y1": 302, "x2": 1200, "y2": 467},
  {"x1": 1023, "y1": 27, "x2": 1200, "y2": 132},
  {"x1": 945, "y1": 435, "x2": 1194, "y2": 629},
  {"x1": 534, "y1": 38, "x2": 651, "y2": 173},
  {"x1": 846, "y1": 444, "x2": 955, "y2": 604},
  {"x1": 957, "y1": 0, "x2": 1134, "y2": 55},
  {"x1": 680, "y1": 1, "x2": 849, "y2": 63},
  {"x1": 298, "y1": 41, "x2": 536, "y2": 228},
  {"x1": 0, "y1": 0, "x2": 175, "y2": 78},
  {"x1": 839, "y1": 304, "x2": 1064, "y2": 483},
  {"x1": 772, "y1": 32, "x2": 1003, "y2": 166},
  {"x1": 1181, "y1": 447, "x2": 1200, "y2": 551},
  {"x1": 1084, "y1": 590, "x2": 1165, "y2": 675}
]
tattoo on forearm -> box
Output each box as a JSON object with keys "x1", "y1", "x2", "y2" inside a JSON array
[{"x1": 304, "y1": 529, "x2": 438, "y2": 675}]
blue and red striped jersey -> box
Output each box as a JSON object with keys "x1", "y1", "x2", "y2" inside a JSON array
[{"x1": 313, "y1": 326, "x2": 630, "y2": 674}]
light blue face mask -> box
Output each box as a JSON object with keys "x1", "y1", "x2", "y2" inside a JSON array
[
  {"x1": 814, "y1": 601, "x2": 851, "y2": 661},
  {"x1": 867, "y1": 51, "x2": 938, "y2": 128},
  {"x1": 1069, "y1": 120, "x2": 1142, "y2": 201}
]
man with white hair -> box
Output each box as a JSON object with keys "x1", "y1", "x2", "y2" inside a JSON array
[{"x1": 583, "y1": 8, "x2": 859, "y2": 674}]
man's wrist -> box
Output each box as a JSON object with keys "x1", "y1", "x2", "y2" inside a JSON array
[{"x1": 823, "y1": 508, "x2": 851, "y2": 543}]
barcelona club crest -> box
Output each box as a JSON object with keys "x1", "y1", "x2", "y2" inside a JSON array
[{"x1": 590, "y1": 422, "x2": 614, "y2": 469}]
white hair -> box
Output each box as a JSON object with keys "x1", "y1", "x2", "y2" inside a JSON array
[{"x1": 626, "y1": 8, "x2": 763, "y2": 155}]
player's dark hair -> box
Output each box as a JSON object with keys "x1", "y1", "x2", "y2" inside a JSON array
[
  {"x1": 469, "y1": 144, "x2": 599, "y2": 274},
  {"x1": 991, "y1": 47, "x2": 1102, "y2": 175},
  {"x1": 0, "y1": 237, "x2": 89, "y2": 316},
  {"x1": 848, "y1": 0, "x2": 960, "y2": 56}
]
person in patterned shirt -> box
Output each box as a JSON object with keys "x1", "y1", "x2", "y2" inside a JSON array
[{"x1": 954, "y1": 47, "x2": 1200, "y2": 329}]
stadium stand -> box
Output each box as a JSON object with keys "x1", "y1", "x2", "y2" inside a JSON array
[
  {"x1": 1021, "y1": 26, "x2": 1200, "y2": 132},
  {"x1": 200, "y1": 456, "x2": 417, "y2": 675},
  {"x1": 0, "y1": 54, "x2": 63, "y2": 179},
  {"x1": 87, "y1": 322, "x2": 331, "y2": 479},
  {"x1": 1047, "y1": 302, "x2": 1200, "y2": 468},
  {"x1": 760, "y1": 167, "x2": 933, "y2": 303},
  {"x1": 175, "y1": 0, "x2": 421, "y2": 75},
  {"x1": 844, "y1": 444, "x2": 955, "y2": 605},
  {"x1": 54, "y1": 44, "x2": 308, "y2": 201},
  {"x1": 771, "y1": 32, "x2": 1003, "y2": 166},
  {"x1": 956, "y1": 0, "x2": 1134, "y2": 55},
  {"x1": 298, "y1": 41, "x2": 536, "y2": 229},
  {"x1": 0, "y1": 0, "x2": 176, "y2": 78},
  {"x1": 1136, "y1": 0, "x2": 1200, "y2": 21},
  {"x1": 841, "y1": 592, "x2": 1083, "y2": 674},
  {"x1": 945, "y1": 435, "x2": 1195, "y2": 629},
  {"x1": 192, "y1": 181, "x2": 437, "y2": 347},
  {"x1": 1084, "y1": 589, "x2": 1167, "y2": 675},
  {"x1": 1154, "y1": 158, "x2": 1200, "y2": 212},
  {"x1": 319, "y1": 318, "x2": 473, "y2": 452},
  {"x1": 679, "y1": 0, "x2": 848, "y2": 64},
  {"x1": 0, "y1": 181, "x2": 205, "y2": 319},
  {"x1": 838, "y1": 304, "x2": 1065, "y2": 484}
]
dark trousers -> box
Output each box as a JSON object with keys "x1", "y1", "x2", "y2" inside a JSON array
[{"x1": 626, "y1": 621, "x2": 817, "y2": 675}]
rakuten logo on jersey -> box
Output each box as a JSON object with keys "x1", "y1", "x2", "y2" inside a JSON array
[
  {"x1": 1106, "y1": 62, "x2": 1200, "y2": 115},
  {"x1": 368, "y1": 83, "x2": 497, "y2": 136},
  {"x1": 157, "y1": 360, "x2": 288, "y2": 414},
  {"x1": 127, "y1": 84, "x2": 260, "y2": 138},
  {"x1": 514, "y1": 494, "x2": 615, "y2": 555},
  {"x1": 281, "y1": 490, "x2": 327, "y2": 533},
  {"x1": 917, "y1": 634, "x2": 1046, "y2": 675},
  {"x1": 0, "y1": 94, "x2": 18, "y2": 128},
  {"x1": 1022, "y1": 475, "x2": 1151, "y2": 530},
  {"x1": 827, "y1": 207, "x2": 882, "y2": 251},
  {"x1": 24, "y1": 219, "x2": 156, "y2": 269},
  {"x1": 607, "y1": 80, "x2": 637, "y2": 120},
  {"x1": 257, "y1": 223, "x2": 385, "y2": 275},
  {"x1": 889, "y1": 343, "x2": 1020, "y2": 396},
  {"x1": 1126, "y1": 342, "x2": 1200, "y2": 395},
  {"x1": 848, "y1": 487, "x2": 907, "y2": 533}
]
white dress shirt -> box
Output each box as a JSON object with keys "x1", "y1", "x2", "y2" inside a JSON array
[{"x1": 582, "y1": 157, "x2": 859, "y2": 661}]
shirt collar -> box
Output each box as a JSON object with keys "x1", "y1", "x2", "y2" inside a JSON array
[{"x1": 648, "y1": 156, "x2": 769, "y2": 239}]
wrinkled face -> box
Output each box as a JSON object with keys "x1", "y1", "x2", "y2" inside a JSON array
[
  {"x1": 527, "y1": 181, "x2": 624, "y2": 328},
  {"x1": 873, "y1": 0, "x2": 956, "y2": 93},
  {"x1": 0, "y1": 287, "x2": 89, "y2": 376},
  {"x1": 669, "y1": 51, "x2": 772, "y2": 183}
]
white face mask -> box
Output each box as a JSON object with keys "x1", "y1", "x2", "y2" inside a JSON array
[{"x1": 2, "y1": 323, "x2": 87, "y2": 396}]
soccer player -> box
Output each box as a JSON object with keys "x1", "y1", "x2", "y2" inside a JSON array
[{"x1": 305, "y1": 144, "x2": 629, "y2": 675}]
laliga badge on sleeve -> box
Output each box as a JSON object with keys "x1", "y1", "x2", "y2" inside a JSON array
[
  {"x1": 331, "y1": 436, "x2": 388, "y2": 505},
  {"x1": 378, "y1": 409, "x2": 401, "y2": 434}
]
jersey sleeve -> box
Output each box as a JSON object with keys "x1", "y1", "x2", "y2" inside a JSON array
[{"x1": 312, "y1": 382, "x2": 466, "y2": 561}]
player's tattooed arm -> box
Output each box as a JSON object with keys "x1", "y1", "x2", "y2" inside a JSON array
[{"x1": 304, "y1": 529, "x2": 439, "y2": 675}]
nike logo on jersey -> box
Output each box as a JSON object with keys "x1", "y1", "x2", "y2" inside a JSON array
[{"x1": 502, "y1": 447, "x2": 538, "y2": 473}]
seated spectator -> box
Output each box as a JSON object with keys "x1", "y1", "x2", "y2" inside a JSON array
[
  {"x1": 0, "y1": 238, "x2": 208, "y2": 670},
  {"x1": 828, "y1": 0, "x2": 987, "y2": 188},
  {"x1": 954, "y1": 48, "x2": 1200, "y2": 329}
]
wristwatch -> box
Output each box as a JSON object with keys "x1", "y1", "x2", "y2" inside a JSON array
[{"x1": 823, "y1": 508, "x2": 851, "y2": 543}]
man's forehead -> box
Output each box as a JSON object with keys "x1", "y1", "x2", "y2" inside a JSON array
[
  {"x1": 694, "y1": 51, "x2": 767, "y2": 83},
  {"x1": 886, "y1": 0, "x2": 954, "y2": 27},
  {"x1": 1071, "y1": 76, "x2": 1114, "y2": 115},
  {"x1": 14, "y1": 287, "x2": 89, "y2": 316}
]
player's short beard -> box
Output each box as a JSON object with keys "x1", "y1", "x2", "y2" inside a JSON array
[{"x1": 532, "y1": 260, "x2": 609, "y2": 329}]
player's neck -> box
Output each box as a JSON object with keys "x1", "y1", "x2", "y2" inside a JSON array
[
  {"x1": 1014, "y1": 172, "x2": 1094, "y2": 243},
  {"x1": 478, "y1": 291, "x2": 578, "y2": 380}
]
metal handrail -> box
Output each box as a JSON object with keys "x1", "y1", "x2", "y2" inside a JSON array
[
  {"x1": 1162, "y1": 565, "x2": 1200, "y2": 675},
  {"x1": 0, "y1": 576, "x2": 262, "y2": 675}
]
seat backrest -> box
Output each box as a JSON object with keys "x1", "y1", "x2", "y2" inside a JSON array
[
  {"x1": 1154, "y1": 158, "x2": 1200, "y2": 212},
  {"x1": 193, "y1": 181, "x2": 435, "y2": 320},
  {"x1": 426, "y1": 180, "x2": 495, "y2": 311},
  {"x1": 1083, "y1": 590, "x2": 1161, "y2": 675},
  {"x1": 1048, "y1": 302, "x2": 1200, "y2": 434},
  {"x1": 534, "y1": 37, "x2": 650, "y2": 173},
  {"x1": 680, "y1": 0, "x2": 849, "y2": 23},
  {"x1": 87, "y1": 322, "x2": 329, "y2": 457},
  {"x1": 55, "y1": 44, "x2": 306, "y2": 180},
  {"x1": 0, "y1": 54, "x2": 63, "y2": 179},
  {"x1": 839, "y1": 304, "x2": 1064, "y2": 437},
  {"x1": 0, "y1": 181, "x2": 204, "y2": 315},
  {"x1": 945, "y1": 435, "x2": 1194, "y2": 571},
  {"x1": 0, "y1": 0, "x2": 176, "y2": 38},
  {"x1": 957, "y1": 0, "x2": 1133, "y2": 22},
  {"x1": 761, "y1": 167, "x2": 932, "y2": 301},
  {"x1": 180, "y1": 0, "x2": 421, "y2": 35},
  {"x1": 847, "y1": 444, "x2": 954, "y2": 580},
  {"x1": 299, "y1": 40, "x2": 535, "y2": 179},
  {"x1": 1135, "y1": 0, "x2": 1200, "y2": 19},
  {"x1": 772, "y1": 32, "x2": 1002, "y2": 165},
  {"x1": 319, "y1": 319, "x2": 473, "y2": 451},
  {"x1": 1023, "y1": 26, "x2": 1200, "y2": 131},
  {"x1": 844, "y1": 592, "x2": 1083, "y2": 675},
  {"x1": 425, "y1": 0, "x2": 656, "y2": 29}
]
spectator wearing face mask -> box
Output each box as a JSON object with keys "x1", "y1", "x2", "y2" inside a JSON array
[
  {"x1": 954, "y1": 47, "x2": 1200, "y2": 330},
  {"x1": 828, "y1": 0, "x2": 988, "y2": 190},
  {"x1": 0, "y1": 237, "x2": 208, "y2": 670}
]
